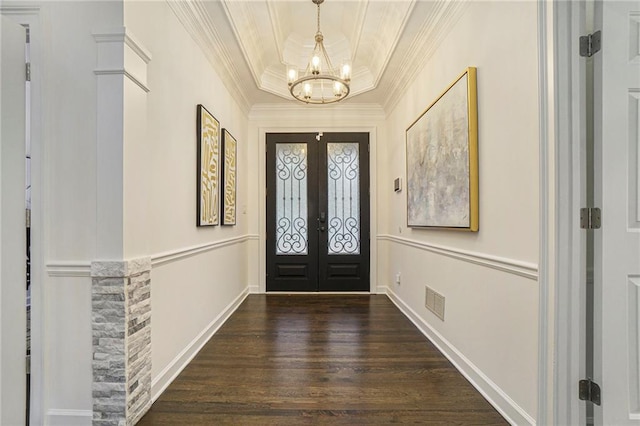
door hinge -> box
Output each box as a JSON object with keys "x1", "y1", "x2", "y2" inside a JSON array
[
  {"x1": 26, "y1": 62, "x2": 31, "y2": 82},
  {"x1": 580, "y1": 30, "x2": 601, "y2": 57},
  {"x1": 26, "y1": 208, "x2": 31, "y2": 228},
  {"x1": 580, "y1": 207, "x2": 601, "y2": 229},
  {"x1": 579, "y1": 378, "x2": 601, "y2": 405},
  {"x1": 26, "y1": 354, "x2": 31, "y2": 374}
]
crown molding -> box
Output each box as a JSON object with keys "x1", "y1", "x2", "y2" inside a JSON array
[
  {"x1": 383, "y1": 0, "x2": 469, "y2": 113},
  {"x1": 220, "y1": 0, "x2": 267, "y2": 86},
  {"x1": 266, "y1": 1, "x2": 286, "y2": 62},
  {"x1": 369, "y1": 0, "x2": 417, "y2": 88},
  {"x1": 249, "y1": 102, "x2": 386, "y2": 123},
  {"x1": 258, "y1": 68, "x2": 292, "y2": 100},
  {"x1": 166, "y1": 0, "x2": 251, "y2": 114},
  {"x1": 348, "y1": 0, "x2": 369, "y2": 59}
]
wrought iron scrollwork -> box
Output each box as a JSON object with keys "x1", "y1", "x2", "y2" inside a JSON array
[
  {"x1": 327, "y1": 143, "x2": 360, "y2": 254},
  {"x1": 276, "y1": 144, "x2": 308, "y2": 255}
]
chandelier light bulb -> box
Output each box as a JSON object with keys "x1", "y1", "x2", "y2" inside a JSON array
[
  {"x1": 287, "y1": 67, "x2": 298, "y2": 85},
  {"x1": 341, "y1": 63, "x2": 351, "y2": 81},
  {"x1": 304, "y1": 82, "x2": 313, "y2": 99},
  {"x1": 311, "y1": 55, "x2": 321, "y2": 74},
  {"x1": 333, "y1": 81, "x2": 342, "y2": 96}
]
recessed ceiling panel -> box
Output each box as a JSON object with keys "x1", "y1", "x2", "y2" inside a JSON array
[
  {"x1": 193, "y1": 0, "x2": 465, "y2": 108},
  {"x1": 222, "y1": 0, "x2": 416, "y2": 100}
]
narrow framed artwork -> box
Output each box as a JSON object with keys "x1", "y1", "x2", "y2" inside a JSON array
[
  {"x1": 406, "y1": 67, "x2": 479, "y2": 231},
  {"x1": 221, "y1": 128, "x2": 237, "y2": 225},
  {"x1": 196, "y1": 104, "x2": 220, "y2": 226}
]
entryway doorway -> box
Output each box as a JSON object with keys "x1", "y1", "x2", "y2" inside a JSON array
[{"x1": 266, "y1": 132, "x2": 370, "y2": 292}]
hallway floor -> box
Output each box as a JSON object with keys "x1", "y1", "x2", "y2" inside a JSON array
[{"x1": 138, "y1": 295, "x2": 507, "y2": 425}]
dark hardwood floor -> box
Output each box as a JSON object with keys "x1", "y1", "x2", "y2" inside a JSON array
[{"x1": 138, "y1": 295, "x2": 507, "y2": 425}]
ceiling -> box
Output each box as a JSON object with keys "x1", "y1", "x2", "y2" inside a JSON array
[{"x1": 169, "y1": 0, "x2": 467, "y2": 112}]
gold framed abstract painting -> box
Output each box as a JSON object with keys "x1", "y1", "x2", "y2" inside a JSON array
[
  {"x1": 221, "y1": 129, "x2": 237, "y2": 225},
  {"x1": 406, "y1": 67, "x2": 479, "y2": 231},
  {"x1": 196, "y1": 104, "x2": 220, "y2": 226}
]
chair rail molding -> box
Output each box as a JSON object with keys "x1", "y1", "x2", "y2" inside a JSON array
[
  {"x1": 151, "y1": 234, "x2": 258, "y2": 267},
  {"x1": 377, "y1": 234, "x2": 538, "y2": 280},
  {"x1": 45, "y1": 261, "x2": 92, "y2": 277}
]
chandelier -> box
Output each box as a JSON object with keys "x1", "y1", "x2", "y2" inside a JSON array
[{"x1": 286, "y1": 0, "x2": 351, "y2": 104}]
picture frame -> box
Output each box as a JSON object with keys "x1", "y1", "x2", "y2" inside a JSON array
[
  {"x1": 221, "y1": 128, "x2": 237, "y2": 226},
  {"x1": 405, "y1": 67, "x2": 479, "y2": 231},
  {"x1": 196, "y1": 104, "x2": 220, "y2": 227}
]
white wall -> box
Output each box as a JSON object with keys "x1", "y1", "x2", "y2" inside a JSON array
[
  {"x1": 123, "y1": 0, "x2": 250, "y2": 400},
  {"x1": 380, "y1": 1, "x2": 540, "y2": 423}
]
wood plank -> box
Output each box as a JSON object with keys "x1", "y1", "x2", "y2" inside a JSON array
[{"x1": 139, "y1": 295, "x2": 507, "y2": 425}]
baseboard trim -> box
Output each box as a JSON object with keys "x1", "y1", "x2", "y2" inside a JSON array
[
  {"x1": 248, "y1": 285, "x2": 260, "y2": 293},
  {"x1": 46, "y1": 409, "x2": 93, "y2": 426},
  {"x1": 384, "y1": 286, "x2": 535, "y2": 426},
  {"x1": 151, "y1": 287, "x2": 250, "y2": 401}
]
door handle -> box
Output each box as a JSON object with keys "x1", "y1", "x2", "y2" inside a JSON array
[
  {"x1": 319, "y1": 226, "x2": 326, "y2": 232},
  {"x1": 319, "y1": 212, "x2": 326, "y2": 223}
]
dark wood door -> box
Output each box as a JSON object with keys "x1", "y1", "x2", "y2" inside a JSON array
[{"x1": 266, "y1": 132, "x2": 370, "y2": 292}]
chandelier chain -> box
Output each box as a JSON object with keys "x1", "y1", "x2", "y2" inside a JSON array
[{"x1": 316, "y1": 3, "x2": 321, "y2": 34}]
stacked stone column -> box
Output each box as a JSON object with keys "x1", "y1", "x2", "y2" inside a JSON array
[{"x1": 92, "y1": 259, "x2": 151, "y2": 426}]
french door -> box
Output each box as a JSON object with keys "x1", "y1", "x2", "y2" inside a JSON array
[{"x1": 266, "y1": 132, "x2": 370, "y2": 292}]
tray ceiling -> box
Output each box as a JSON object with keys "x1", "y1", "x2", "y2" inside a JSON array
[{"x1": 171, "y1": 0, "x2": 467, "y2": 111}]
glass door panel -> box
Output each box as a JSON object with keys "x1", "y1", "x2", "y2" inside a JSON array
[
  {"x1": 327, "y1": 142, "x2": 360, "y2": 255},
  {"x1": 275, "y1": 143, "x2": 309, "y2": 255}
]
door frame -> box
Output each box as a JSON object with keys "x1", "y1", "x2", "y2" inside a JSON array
[
  {"x1": 0, "y1": 7, "x2": 44, "y2": 425},
  {"x1": 257, "y1": 125, "x2": 379, "y2": 294},
  {"x1": 539, "y1": 0, "x2": 590, "y2": 424},
  {"x1": 265, "y1": 132, "x2": 371, "y2": 293}
]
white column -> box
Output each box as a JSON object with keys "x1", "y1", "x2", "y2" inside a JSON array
[{"x1": 92, "y1": 27, "x2": 152, "y2": 425}]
